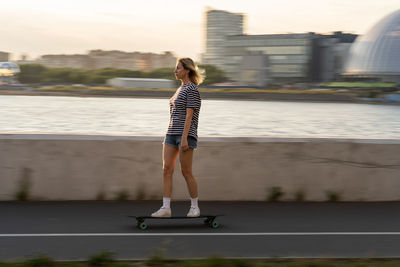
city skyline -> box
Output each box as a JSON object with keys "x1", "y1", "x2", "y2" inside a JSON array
[{"x1": 1, "y1": 0, "x2": 399, "y2": 61}]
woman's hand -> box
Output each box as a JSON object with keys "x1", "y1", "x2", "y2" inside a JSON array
[
  {"x1": 180, "y1": 137, "x2": 189, "y2": 152},
  {"x1": 181, "y1": 108, "x2": 194, "y2": 152}
]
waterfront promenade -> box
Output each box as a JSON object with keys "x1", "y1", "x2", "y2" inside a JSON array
[{"x1": 2, "y1": 201, "x2": 400, "y2": 260}]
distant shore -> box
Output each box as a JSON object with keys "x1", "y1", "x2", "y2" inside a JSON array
[{"x1": 0, "y1": 87, "x2": 398, "y2": 105}]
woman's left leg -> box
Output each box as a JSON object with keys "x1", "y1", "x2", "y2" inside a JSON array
[
  {"x1": 179, "y1": 148, "x2": 198, "y2": 198},
  {"x1": 180, "y1": 147, "x2": 200, "y2": 217}
]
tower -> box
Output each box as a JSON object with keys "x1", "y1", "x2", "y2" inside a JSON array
[{"x1": 202, "y1": 7, "x2": 245, "y2": 70}]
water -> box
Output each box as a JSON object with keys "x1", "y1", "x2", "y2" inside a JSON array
[{"x1": 0, "y1": 95, "x2": 399, "y2": 138}]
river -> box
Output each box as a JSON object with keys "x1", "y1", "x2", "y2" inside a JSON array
[{"x1": 1, "y1": 95, "x2": 399, "y2": 138}]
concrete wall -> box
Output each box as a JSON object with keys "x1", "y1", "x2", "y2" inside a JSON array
[{"x1": 1, "y1": 134, "x2": 399, "y2": 201}]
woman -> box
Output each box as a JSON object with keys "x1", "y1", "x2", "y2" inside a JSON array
[{"x1": 151, "y1": 57, "x2": 203, "y2": 218}]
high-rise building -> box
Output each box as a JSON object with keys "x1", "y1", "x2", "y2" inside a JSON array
[
  {"x1": 202, "y1": 8, "x2": 357, "y2": 86},
  {"x1": 225, "y1": 33, "x2": 314, "y2": 84},
  {"x1": 0, "y1": 51, "x2": 9, "y2": 62},
  {"x1": 202, "y1": 8, "x2": 245, "y2": 69}
]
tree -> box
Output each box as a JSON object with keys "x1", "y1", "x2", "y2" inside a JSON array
[
  {"x1": 198, "y1": 64, "x2": 226, "y2": 85},
  {"x1": 17, "y1": 64, "x2": 47, "y2": 83},
  {"x1": 17, "y1": 64, "x2": 227, "y2": 86},
  {"x1": 42, "y1": 68, "x2": 76, "y2": 83}
]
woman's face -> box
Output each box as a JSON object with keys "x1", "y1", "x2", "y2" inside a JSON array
[{"x1": 174, "y1": 62, "x2": 188, "y2": 80}]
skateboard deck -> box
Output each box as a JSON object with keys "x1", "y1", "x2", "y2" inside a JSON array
[{"x1": 129, "y1": 215, "x2": 223, "y2": 230}]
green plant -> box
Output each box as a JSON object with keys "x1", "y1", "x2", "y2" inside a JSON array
[
  {"x1": 267, "y1": 187, "x2": 284, "y2": 202},
  {"x1": 325, "y1": 190, "x2": 341, "y2": 202},
  {"x1": 294, "y1": 190, "x2": 306, "y2": 202},
  {"x1": 367, "y1": 90, "x2": 379, "y2": 98},
  {"x1": 145, "y1": 249, "x2": 167, "y2": 266},
  {"x1": 88, "y1": 251, "x2": 115, "y2": 267},
  {"x1": 15, "y1": 167, "x2": 32, "y2": 201},
  {"x1": 150, "y1": 193, "x2": 160, "y2": 200},
  {"x1": 230, "y1": 259, "x2": 252, "y2": 267},
  {"x1": 96, "y1": 191, "x2": 107, "y2": 201},
  {"x1": 25, "y1": 254, "x2": 55, "y2": 267},
  {"x1": 202, "y1": 256, "x2": 235, "y2": 267},
  {"x1": 60, "y1": 262, "x2": 84, "y2": 267},
  {"x1": 114, "y1": 190, "x2": 130, "y2": 201},
  {"x1": 135, "y1": 185, "x2": 146, "y2": 200},
  {"x1": 357, "y1": 89, "x2": 382, "y2": 98}
]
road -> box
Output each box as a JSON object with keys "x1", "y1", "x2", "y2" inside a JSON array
[{"x1": 1, "y1": 201, "x2": 400, "y2": 261}]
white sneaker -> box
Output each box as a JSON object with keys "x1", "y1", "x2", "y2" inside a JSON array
[
  {"x1": 151, "y1": 207, "x2": 171, "y2": 218},
  {"x1": 187, "y1": 206, "x2": 200, "y2": 217}
]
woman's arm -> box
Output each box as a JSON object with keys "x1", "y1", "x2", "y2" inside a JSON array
[{"x1": 181, "y1": 108, "x2": 194, "y2": 152}]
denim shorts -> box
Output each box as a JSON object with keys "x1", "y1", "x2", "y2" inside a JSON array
[{"x1": 163, "y1": 134, "x2": 198, "y2": 149}]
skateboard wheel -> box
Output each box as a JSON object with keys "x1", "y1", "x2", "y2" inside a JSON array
[
  {"x1": 211, "y1": 221, "x2": 220, "y2": 228},
  {"x1": 139, "y1": 222, "x2": 148, "y2": 230}
]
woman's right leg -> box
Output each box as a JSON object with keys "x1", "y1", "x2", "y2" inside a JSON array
[
  {"x1": 152, "y1": 144, "x2": 179, "y2": 217},
  {"x1": 162, "y1": 143, "x2": 179, "y2": 198}
]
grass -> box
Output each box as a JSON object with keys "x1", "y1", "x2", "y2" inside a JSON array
[
  {"x1": 15, "y1": 168, "x2": 32, "y2": 201},
  {"x1": 3, "y1": 256, "x2": 400, "y2": 267},
  {"x1": 321, "y1": 82, "x2": 397, "y2": 88},
  {"x1": 87, "y1": 251, "x2": 115, "y2": 267},
  {"x1": 266, "y1": 186, "x2": 285, "y2": 202},
  {"x1": 325, "y1": 190, "x2": 341, "y2": 202},
  {"x1": 200, "y1": 88, "x2": 339, "y2": 94},
  {"x1": 294, "y1": 190, "x2": 306, "y2": 202},
  {"x1": 114, "y1": 190, "x2": 130, "y2": 201}
]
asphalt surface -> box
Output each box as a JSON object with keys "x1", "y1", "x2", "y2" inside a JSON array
[{"x1": 1, "y1": 201, "x2": 400, "y2": 261}]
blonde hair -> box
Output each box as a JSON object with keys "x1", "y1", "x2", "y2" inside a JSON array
[{"x1": 178, "y1": 57, "x2": 204, "y2": 85}]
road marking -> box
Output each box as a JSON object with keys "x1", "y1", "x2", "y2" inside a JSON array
[{"x1": 2, "y1": 232, "x2": 400, "y2": 237}]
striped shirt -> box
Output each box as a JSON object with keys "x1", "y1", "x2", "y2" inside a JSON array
[{"x1": 167, "y1": 83, "x2": 201, "y2": 139}]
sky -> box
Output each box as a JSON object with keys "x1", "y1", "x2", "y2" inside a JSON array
[{"x1": 1, "y1": 0, "x2": 399, "y2": 61}]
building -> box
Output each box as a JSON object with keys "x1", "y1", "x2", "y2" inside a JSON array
[
  {"x1": 106, "y1": 78, "x2": 175, "y2": 89},
  {"x1": 35, "y1": 50, "x2": 177, "y2": 72},
  {"x1": 239, "y1": 51, "x2": 270, "y2": 87},
  {"x1": 202, "y1": 8, "x2": 357, "y2": 85},
  {"x1": 311, "y1": 32, "x2": 357, "y2": 82},
  {"x1": 224, "y1": 33, "x2": 313, "y2": 85},
  {"x1": 343, "y1": 9, "x2": 400, "y2": 83},
  {"x1": 38, "y1": 54, "x2": 91, "y2": 69},
  {"x1": 202, "y1": 7, "x2": 245, "y2": 68},
  {"x1": 0, "y1": 51, "x2": 9, "y2": 62},
  {"x1": 0, "y1": 62, "x2": 20, "y2": 84}
]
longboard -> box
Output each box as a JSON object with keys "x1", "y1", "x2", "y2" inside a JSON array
[{"x1": 129, "y1": 215, "x2": 223, "y2": 230}]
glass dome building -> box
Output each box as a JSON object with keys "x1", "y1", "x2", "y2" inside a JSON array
[
  {"x1": 0, "y1": 62, "x2": 20, "y2": 84},
  {"x1": 344, "y1": 9, "x2": 400, "y2": 83},
  {"x1": 0, "y1": 62, "x2": 20, "y2": 76}
]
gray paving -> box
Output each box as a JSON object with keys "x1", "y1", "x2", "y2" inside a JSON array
[{"x1": 1, "y1": 201, "x2": 400, "y2": 260}]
